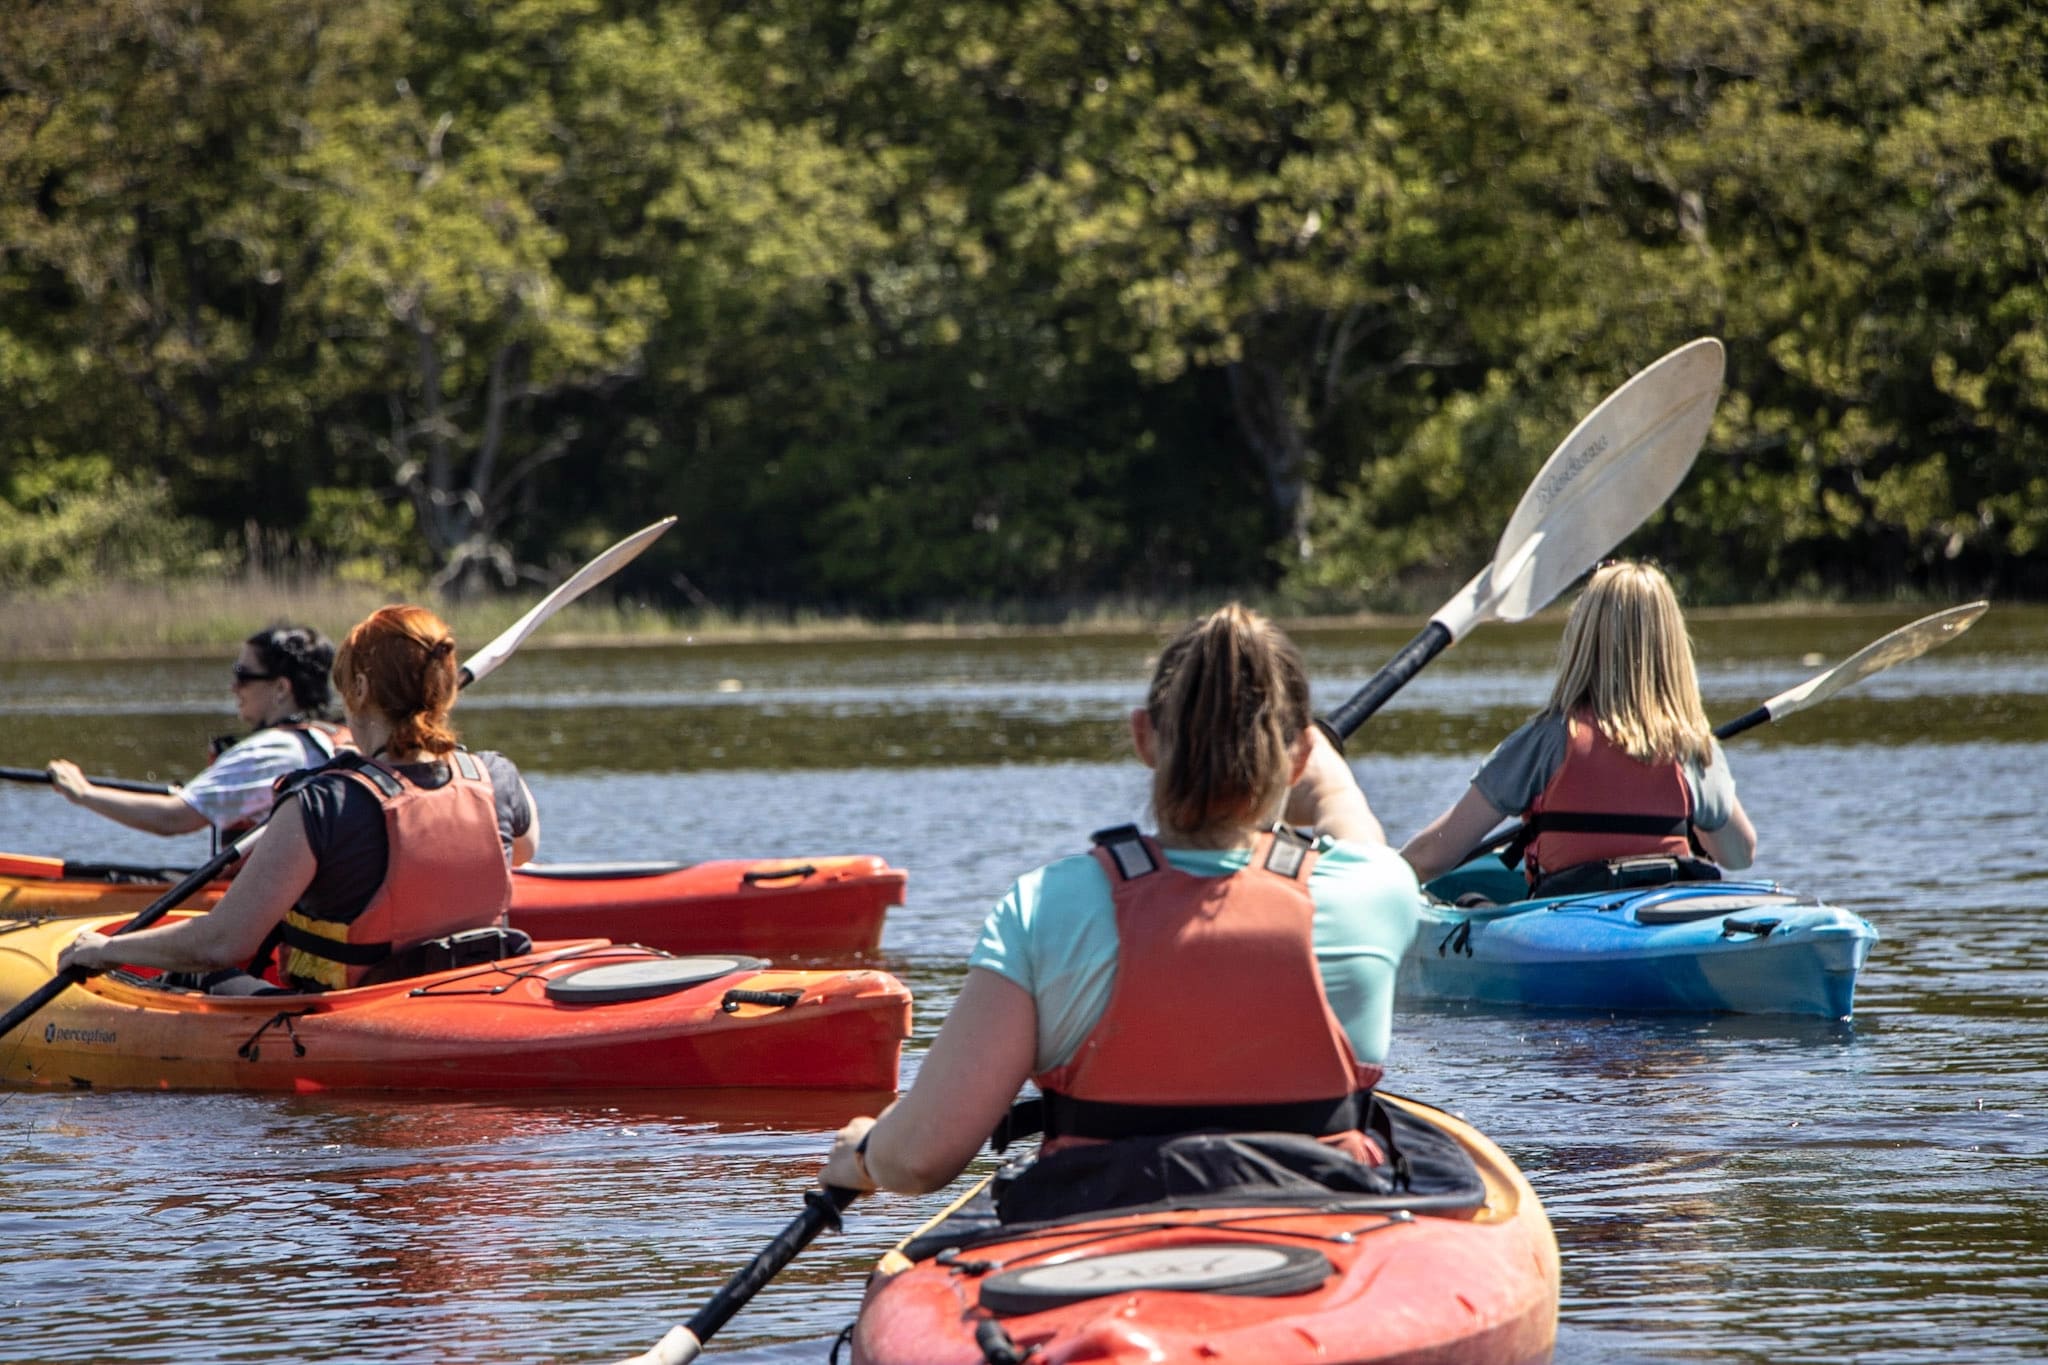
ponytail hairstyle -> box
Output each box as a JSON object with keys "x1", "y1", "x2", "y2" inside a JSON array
[
  {"x1": 1545, "y1": 561, "x2": 1715, "y2": 768},
  {"x1": 245, "y1": 625, "x2": 338, "y2": 719},
  {"x1": 1145, "y1": 604, "x2": 1312, "y2": 842},
  {"x1": 333, "y1": 606, "x2": 461, "y2": 757}
]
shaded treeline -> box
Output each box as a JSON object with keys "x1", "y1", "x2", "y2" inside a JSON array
[{"x1": 1, "y1": 0, "x2": 2042, "y2": 611}]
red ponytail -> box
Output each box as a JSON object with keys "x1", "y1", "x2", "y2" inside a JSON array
[{"x1": 334, "y1": 605, "x2": 461, "y2": 756}]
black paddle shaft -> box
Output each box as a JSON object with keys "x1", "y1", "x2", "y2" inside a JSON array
[
  {"x1": 1713, "y1": 707, "x2": 1770, "y2": 741},
  {"x1": 0, "y1": 838, "x2": 247, "y2": 1038},
  {"x1": 0, "y1": 765, "x2": 176, "y2": 795},
  {"x1": 686, "y1": 1187, "x2": 857, "y2": 1344},
  {"x1": 1317, "y1": 620, "x2": 1454, "y2": 749}
]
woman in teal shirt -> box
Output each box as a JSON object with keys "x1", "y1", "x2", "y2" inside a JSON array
[{"x1": 823, "y1": 604, "x2": 1420, "y2": 1196}]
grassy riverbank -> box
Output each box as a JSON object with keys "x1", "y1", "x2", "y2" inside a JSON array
[
  {"x1": 1, "y1": 572, "x2": 1983, "y2": 660},
  {"x1": 0, "y1": 574, "x2": 1325, "y2": 659}
]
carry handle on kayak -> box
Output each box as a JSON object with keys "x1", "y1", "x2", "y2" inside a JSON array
[
  {"x1": 0, "y1": 518, "x2": 675, "y2": 1046},
  {"x1": 1319, "y1": 339, "x2": 1725, "y2": 746},
  {"x1": 612, "y1": 1186, "x2": 860, "y2": 1365}
]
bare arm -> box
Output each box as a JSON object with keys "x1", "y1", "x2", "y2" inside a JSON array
[
  {"x1": 58, "y1": 803, "x2": 319, "y2": 974},
  {"x1": 1400, "y1": 785, "x2": 1511, "y2": 884},
  {"x1": 1696, "y1": 798, "x2": 1757, "y2": 871},
  {"x1": 512, "y1": 778, "x2": 541, "y2": 866},
  {"x1": 47, "y1": 760, "x2": 210, "y2": 836},
  {"x1": 822, "y1": 967, "x2": 1038, "y2": 1195},
  {"x1": 1283, "y1": 728, "x2": 1385, "y2": 845}
]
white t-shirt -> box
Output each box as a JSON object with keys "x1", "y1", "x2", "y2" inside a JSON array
[{"x1": 178, "y1": 727, "x2": 335, "y2": 830}]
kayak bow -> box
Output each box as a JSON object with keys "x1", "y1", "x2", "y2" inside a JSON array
[
  {"x1": 851, "y1": 1094, "x2": 1558, "y2": 1365},
  {"x1": 1407, "y1": 859, "x2": 1877, "y2": 1018}
]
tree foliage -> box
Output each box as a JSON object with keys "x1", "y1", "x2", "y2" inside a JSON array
[{"x1": 0, "y1": 0, "x2": 2041, "y2": 607}]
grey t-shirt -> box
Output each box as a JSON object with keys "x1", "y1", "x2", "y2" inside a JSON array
[{"x1": 1472, "y1": 713, "x2": 1737, "y2": 831}]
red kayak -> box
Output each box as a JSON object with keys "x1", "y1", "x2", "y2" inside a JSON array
[
  {"x1": 851, "y1": 1093, "x2": 1558, "y2": 1365},
  {"x1": 0, "y1": 851, "x2": 906, "y2": 957}
]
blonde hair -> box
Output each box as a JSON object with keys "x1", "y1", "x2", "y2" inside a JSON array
[
  {"x1": 1546, "y1": 562, "x2": 1713, "y2": 767},
  {"x1": 334, "y1": 605, "x2": 461, "y2": 757},
  {"x1": 1145, "y1": 604, "x2": 1312, "y2": 841}
]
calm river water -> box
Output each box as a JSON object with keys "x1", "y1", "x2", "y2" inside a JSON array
[{"x1": 1, "y1": 608, "x2": 2044, "y2": 1364}]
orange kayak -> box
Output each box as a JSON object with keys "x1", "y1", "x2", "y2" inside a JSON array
[
  {"x1": 0, "y1": 851, "x2": 906, "y2": 957},
  {"x1": 0, "y1": 914, "x2": 911, "y2": 1093},
  {"x1": 852, "y1": 1094, "x2": 1558, "y2": 1365}
]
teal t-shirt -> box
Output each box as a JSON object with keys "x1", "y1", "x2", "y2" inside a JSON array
[{"x1": 968, "y1": 838, "x2": 1421, "y2": 1075}]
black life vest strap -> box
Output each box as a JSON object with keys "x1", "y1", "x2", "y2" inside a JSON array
[
  {"x1": 1089, "y1": 825, "x2": 1157, "y2": 881},
  {"x1": 281, "y1": 922, "x2": 392, "y2": 966},
  {"x1": 1090, "y1": 824, "x2": 1316, "y2": 882},
  {"x1": 1032, "y1": 1088, "x2": 1369, "y2": 1146},
  {"x1": 1502, "y1": 811, "x2": 1690, "y2": 868},
  {"x1": 269, "y1": 749, "x2": 388, "y2": 802},
  {"x1": 1263, "y1": 823, "x2": 1314, "y2": 879},
  {"x1": 244, "y1": 922, "x2": 287, "y2": 978}
]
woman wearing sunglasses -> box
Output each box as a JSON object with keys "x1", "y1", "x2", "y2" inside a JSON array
[
  {"x1": 60, "y1": 605, "x2": 536, "y2": 992},
  {"x1": 46, "y1": 625, "x2": 351, "y2": 841}
]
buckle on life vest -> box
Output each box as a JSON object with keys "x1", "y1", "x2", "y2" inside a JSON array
[
  {"x1": 1089, "y1": 825, "x2": 1158, "y2": 880},
  {"x1": 1263, "y1": 824, "x2": 1314, "y2": 879}
]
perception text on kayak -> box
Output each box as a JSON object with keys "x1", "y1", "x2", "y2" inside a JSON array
[
  {"x1": 1534, "y1": 435, "x2": 1609, "y2": 511},
  {"x1": 44, "y1": 1023, "x2": 117, "y2": 1046}
]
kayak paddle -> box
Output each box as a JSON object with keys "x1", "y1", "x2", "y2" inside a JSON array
[
  {"x1": 611, "y1": 1186, "x2": 860, "y2": 1365},
  {"x1": 1320, "y1": 337, "x2": 1726, "y2": 742},
  {"x1": 1463, "y1": 599, "x2": 1992, "y2": 864},
  {"x1": 0, "y1": 767, "x2": 175, "y2": 795},
  {"x1": 1712, "y1": 601, "x2": 1989, "y2": 739},
  {"x1": 4, "y1": 517, "x2": 679, "y2": 799},
  {"x1": 0, "y1": 516, "x2": 675, "y2": 1042}
]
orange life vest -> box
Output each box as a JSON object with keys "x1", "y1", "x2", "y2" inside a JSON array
[
  {"x1": 1522, "y1": 712, "x2": 1694, "y2": 883},
  {"x1": 1032, "y1": 826, "x2": 1384, "y2": 1164},
  {"x1": 280, "y1": 751, "x2": 512, "y2": 991}
]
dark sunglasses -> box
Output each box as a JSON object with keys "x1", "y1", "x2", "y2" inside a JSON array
[{"x1": 231, "y1": 665, "x2": 281, "y2": 685}]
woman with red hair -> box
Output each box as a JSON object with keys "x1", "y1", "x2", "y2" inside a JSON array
[{"x1": 60, "y1": 606, "x2": 540, "y2": 992}]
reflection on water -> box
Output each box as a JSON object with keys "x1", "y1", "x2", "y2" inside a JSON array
[{"x1": 1, "y1": 611, "x2": 2045, "y2": 1363}]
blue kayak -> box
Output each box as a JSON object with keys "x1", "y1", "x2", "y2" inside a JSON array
[{"x1": 1404, "y1": 859, "x2": 1879, "y2": 1019}]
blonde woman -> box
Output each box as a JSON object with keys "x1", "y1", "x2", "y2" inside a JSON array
[
  {"x1": 821, "y1": 605, "x2": 1420, "y2": 1201},
  {"x1": 1400, "y1": 561, "x2": 1756, "y2": 890}
]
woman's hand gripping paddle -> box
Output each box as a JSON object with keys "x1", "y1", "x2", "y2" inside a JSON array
[
  {"x1": 1319, "y1": 338, "x2": 1727, "y2": 743},
  {"x1": 611, "y1": 1186, "x2": 861, "y2": 1365},
  {"x1": 0, "y1": 517, "x2": 676, "y2": 1041}
]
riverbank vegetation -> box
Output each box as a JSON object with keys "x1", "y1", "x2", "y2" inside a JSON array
[{"x1": 2, "y1": 0, "x2": 2042, "y2": 620}]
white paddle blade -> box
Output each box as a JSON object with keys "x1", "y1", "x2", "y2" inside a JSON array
[
  {"x1": 1763, "y1": 600, "x2": 1990, "y2": 718},
  {"x1": 458, "y1": 516, "x2": 677, "y2": 688},
  {"x1": 1436, "y1": 338, "x2": 1726, "y2": 641}
]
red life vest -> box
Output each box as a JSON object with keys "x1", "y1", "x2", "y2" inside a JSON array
[
  {"x1": 1522, "y1": 712, "x2": 1694, "y2": 883},
  {"x1": 280, "y1": 751, "x2": 512, "y2": 991},
  {"x1": 1032, "y1": 826, "x2": 1384, "y2": 1164}
]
